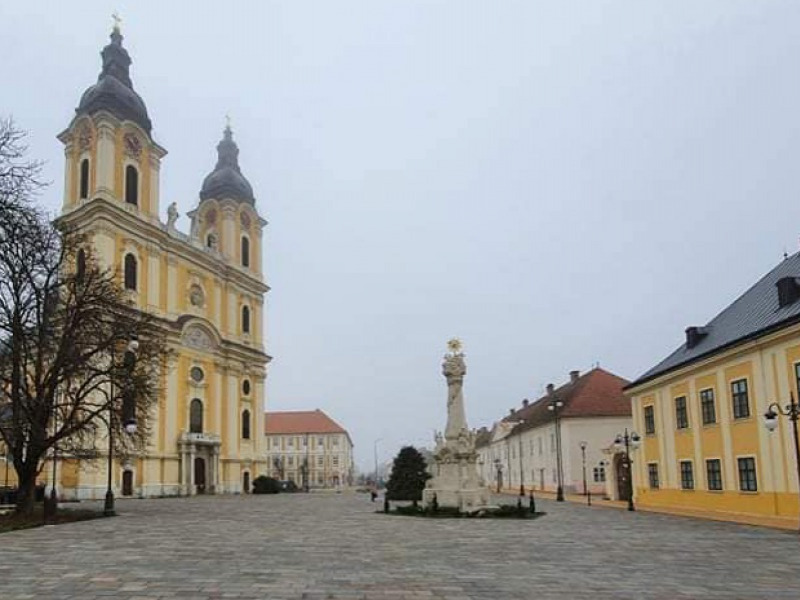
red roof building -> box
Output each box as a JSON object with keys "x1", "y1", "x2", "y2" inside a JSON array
[{"x1": 264, "y1": 410, "x2": 353, "y2": 488}]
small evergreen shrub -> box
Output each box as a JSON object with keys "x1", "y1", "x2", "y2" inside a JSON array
[{"x1": 252, "y1": 476, "x2": 281, "y2": 494}]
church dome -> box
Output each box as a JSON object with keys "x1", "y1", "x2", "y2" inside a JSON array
[
  {"x1": 199, "y1": 125, "x2": 255, "y2": 204},
  {"x1": 75, "y1": 27, "x2": 152, "y2": 134}
]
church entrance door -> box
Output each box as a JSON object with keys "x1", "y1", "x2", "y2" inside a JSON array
[
  {"x1": 194, "y1": 457, "x2": 207, "y2": 494},
  {"x1": 122, "y1": 470, "x2": 133, "y2": 496},
  {"x1": 615, "y1": 454, "x2": 630, "y2": 501}
]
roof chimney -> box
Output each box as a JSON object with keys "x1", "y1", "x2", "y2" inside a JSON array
[
  {"x1": 776, "y1": 277, "x2": 800, "y2": 308},
  {"x1": 522, "y1": 398, "x2": 529, "y2": 408},
  {"x1": 546, "y1": 383, "x2": 555, "y2": 395},
  {"x1": 509, "y1": 408, "x2": 515, "y2": 416},
  {"x1": 570, "y1": 370, "x2": 580, "y2": 383},
  {"x1": 685, "y1": 326, "x2": 709, "y2": 349}
]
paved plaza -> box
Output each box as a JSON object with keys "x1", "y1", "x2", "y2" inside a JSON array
[{"x1": 1, "y1": 493, "x2": 799, "y2": 599}]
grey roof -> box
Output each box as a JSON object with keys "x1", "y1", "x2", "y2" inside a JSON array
[
  {"x1": 76, "y1": 29, "x2": 152, "y2": 134},
  {"x1": 199, "y1": 126, "x2": 255, "y2": 205},
  {"x1": 628, "y1": 251, "x2": 800, "y2": 388}
]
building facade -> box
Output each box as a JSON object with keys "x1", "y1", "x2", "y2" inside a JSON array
[
  {"x1": 50, "y1": 24, "x2": 270, "y2": 499},
  {"x1": 477, "y1": 368, "x2": 632, "y2": 497},
  {"x1": 626, "y1": 254, "x2": 800, "y2": 523},
  {"x1": 264, "y1": 410, "x2": 354, "y2": 489}
]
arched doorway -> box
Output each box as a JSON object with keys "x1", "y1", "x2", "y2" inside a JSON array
[
  {"x1": 615, "y1": 454, "x2": 630, "y2": 501},
  {"x1": 122, "y1": 470, "x2": 133, "y2": 496},
  {"x1": 243, "y1": 471, "x2": 250, "y2": 494},
  {"x1": 194, "y1": 457, "x2": 206, "y2": 494}
]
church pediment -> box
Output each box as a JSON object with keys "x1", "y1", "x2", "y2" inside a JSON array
[{"x1": 179, "y1": 317, "x2": 221, "y2": 353}]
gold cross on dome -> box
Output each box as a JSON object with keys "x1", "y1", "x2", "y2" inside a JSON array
[
  {"x1": 112, "y1": 12, "x2": 122, "y2": 32},
  {"x1": 447, "y1": 338, "x2": 462, "y2": 354}
]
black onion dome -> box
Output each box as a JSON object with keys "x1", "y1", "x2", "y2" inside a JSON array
[
  {"x1": 199, "y1": 126, "x2": 255, "y2": 204},
  {"x1": 75, "y1": 28, "x2": 152, "y2": 134}
]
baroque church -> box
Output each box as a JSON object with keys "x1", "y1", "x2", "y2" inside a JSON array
[{"x1": 54, "y1": 22, "x2": 270, "y2": 498}]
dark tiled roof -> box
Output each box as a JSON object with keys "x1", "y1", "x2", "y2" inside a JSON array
[
  {"x1": 76, "y1": 29, "x2": 152, "y2": 134},
  {"x1": 199, "y1": 126, "x2": 255, "y2": 204},
  {"x1": 628, "y1": 252, "x2": 800, "y2": 389},
  {"x1": 474, "y1": 427, "x2": 491, "y2": 449},
  {"x1": 507, "y1": 368, "x2": 631, "y2": 435}
]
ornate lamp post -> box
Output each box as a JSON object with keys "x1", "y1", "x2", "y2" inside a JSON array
[
  {"x1": 614, "y1": 429, "x2": 641, "y2": 511},
  {"x1": 547, "y1": 399, "x2": 565, "y2": 501},
  {"x1": 493, "y1": 458, "x2": 503, "y2": 493},
  {"x1": 579, "y1": 441, "x2": 588, "y2": 496},
  {"x1": 104, "y1": 338, "x2": 139, "y2": 517},
  {"x1": 763, "y1": 391, "x2": 800, "y2": 533}
]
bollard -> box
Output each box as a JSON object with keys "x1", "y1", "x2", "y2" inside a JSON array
[
  {"x1": 587, "y1": 490, "x2": 592, "y2": 506},
  {"x1": 383, "y1": 496, "x2": 389, "y2": 514}
]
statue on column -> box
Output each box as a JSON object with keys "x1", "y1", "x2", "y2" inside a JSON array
[{"x1": 423, "y1": 338, "x2": 490, "y2": 512}]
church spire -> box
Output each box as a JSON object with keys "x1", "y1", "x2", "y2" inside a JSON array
[
  {"x1": 199, "y1": 121, "x2": 255, "y2": 204},
  {"x1": 74, "y1": 19, "x2": 152, "y2": 133}
]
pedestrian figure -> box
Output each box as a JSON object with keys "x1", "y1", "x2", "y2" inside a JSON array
[{"x1": 370, "y1": 489, "x2": 377, "y2": 502}]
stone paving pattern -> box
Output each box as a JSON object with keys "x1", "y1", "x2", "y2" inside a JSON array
[{"x1": 1, "y1": 492, "x2": 799, "y2": 599}]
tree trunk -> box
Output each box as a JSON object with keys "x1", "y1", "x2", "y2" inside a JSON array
[{"x1": 15, "y1": 465, "x2": 38, "y2": 516}]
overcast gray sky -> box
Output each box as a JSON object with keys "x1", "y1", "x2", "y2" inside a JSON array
[{"x1": 4, "y1": 1, "x2": 800, "y2": 471}]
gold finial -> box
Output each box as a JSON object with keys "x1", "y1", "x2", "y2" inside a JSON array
[
  {"x1": 447, "y1": 338, "x2": 463, "y2": 354},
  {"x1": 112, "y1": 12, "x2": 122, "y2": 32}
]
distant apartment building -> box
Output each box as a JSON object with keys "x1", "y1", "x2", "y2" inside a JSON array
[
  {"x1": 477, "y1": 368, "x2": 632, "y2": 497},
  {"x1": 264, "y1": 410, "x2": 354, "y2": 488}
]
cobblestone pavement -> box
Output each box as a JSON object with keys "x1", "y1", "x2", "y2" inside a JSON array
[{"x1": 1, "y1": 492, "x2": 799, "y2": 599}]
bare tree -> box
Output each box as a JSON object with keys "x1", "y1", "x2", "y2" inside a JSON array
[{"x1": 0, "y1": 118, "x2": 169, "y2": 514}]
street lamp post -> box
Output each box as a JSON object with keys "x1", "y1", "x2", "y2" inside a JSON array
[
  {"x1": 547, "y1": 399, "x2": 565, "y2": 501},
  {"x1": 518, "y1": 435, "x2": 525, "y2": 497},
  {"x1": 103, "y1": 338, "x2": 139, "y2": 517},
  {"x1": 580, "y1": 441, "x2": 588, "y2": 496},
  {"x1": 373, "y1": 438, "x2": 382, "y2": 489},
  {"x1": 763, "y1": 391, "x2": 800, "y2": 533},
  {"x1": 494, "y1": 458, "x2": 503, "y2": 493},
  {"x1": 614, "y1": 428, "x2": 641, "y2": 511}
]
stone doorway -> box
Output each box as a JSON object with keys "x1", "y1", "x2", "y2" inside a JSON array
[
  {"x1": 615, "y1": 454, "x2": 630, "y2": 501},
  {"x1": 122, "y1": 470, "x2": 133, "y2": 496},
  {"x1": 195, "y1": 457, "x2": 207, "y2": 494}
]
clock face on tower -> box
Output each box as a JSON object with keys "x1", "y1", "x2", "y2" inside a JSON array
[{"x1": 124, "y1": 133, "x2": 142, "y2": 158}]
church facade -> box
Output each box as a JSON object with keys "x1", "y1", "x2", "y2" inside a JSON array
[{"x1": 53, "y1": 24, "x2": 270, "y2": 499}]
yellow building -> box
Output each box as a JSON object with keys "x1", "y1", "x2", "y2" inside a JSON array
[
  {"x1": 50, "y1": 24, "x2": 270, "y2": 499},
  {"x1": 626, "y1": 254, "x2": 800, "y2": 524}
]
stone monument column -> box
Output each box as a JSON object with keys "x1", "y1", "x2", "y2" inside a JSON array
[
  {"x1": 443, "y1": 344, "x2": 467, "y2": 440},
  {"x1": 423, "y1": 339, "x2": 490, "y2": 511}
]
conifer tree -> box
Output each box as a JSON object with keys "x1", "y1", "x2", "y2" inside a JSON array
[{"x1": 386, "y1": 446, "x2": 431, "y2": 507}]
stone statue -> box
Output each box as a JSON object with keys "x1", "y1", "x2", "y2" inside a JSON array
[
  {"x1": 166, "y1": 202, "x2": 179, "y2": 230},
  {"x1": 443, "y1": 340, "x2": 468, "y2": 441},
  {"x1": 422, "y1": 339, "x2": 491, "y2": 512}
]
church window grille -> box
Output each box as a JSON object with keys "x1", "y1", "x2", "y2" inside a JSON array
[
  {"x1": 125, "y1": 165, "x2": 138, "y2": 206},
  {"x1": 79, "y1": 159, "x2": 90, "y2": 199},
  {"x1": 123, "y1": 253, "x2": 137, "y2": 291},
  {"x1": 242, "y1": 305, "x2": 250, "y2": 334},
  {"x1": 241, "y1": 236, "x2": 250, "y2": 268},
  {"x1": 242, "y1": 410, "x2": 251, "y2": 439},
  {"x1": 189, "y1": 399, "x2": 203, "y2": 434}
]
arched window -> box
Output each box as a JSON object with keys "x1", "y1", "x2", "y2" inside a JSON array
[
  {"x1": 79, "y1": 159, "x2": 90, "y2": 199},
  {"x1": 125, "y1": 165, "x2": 138, "y2": 206},
  {"x1": 242, "y1": 410, "x2": 251, "y2": 439},
  {"x1": 241, "y1": 236, "x2": 250, "y2": 268},
  {"x1": 242, "y1": 305, "x2": 250, "y2": 334},
  {"x1": 76, "y1": 249, "x2": 86, "y2": 282},
  {"x1": 189, "y1": 399, "x2": 203, "y2": 434},
  {"x1": 123, "y1": 253, "x2": 137, "y2": 290}
]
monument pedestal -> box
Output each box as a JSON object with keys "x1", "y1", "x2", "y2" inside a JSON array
[{"x1": 423, "y1": 452, "x2": 490, "y2": 512}]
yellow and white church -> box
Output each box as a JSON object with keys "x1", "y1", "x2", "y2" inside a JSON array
[{"x1": 53, "y1": 23, "x2": 270, "y2": 499}]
